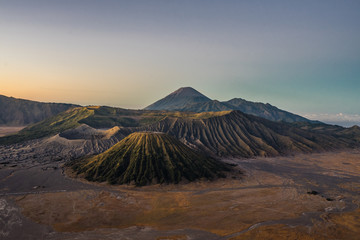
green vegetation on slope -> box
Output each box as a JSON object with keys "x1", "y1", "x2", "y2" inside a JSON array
[
  {"x1": 79, "y1": 106, "x2": 230, "y2": 128},
  {"x1": 70, "y1": 132, "x2": 229, "y2": 186},
  {"x1": 79, "y1": 106, "x2": 165, "y2": 128},
  {"x1": 0, "y1": 105, "x2": 232, "y2": 145},
  {"x1": 0, "y1": 107, "x2": 94, "y2": 144},
  {"x1": 1, "y1": 104, "x2": 358, "y2": 159}
]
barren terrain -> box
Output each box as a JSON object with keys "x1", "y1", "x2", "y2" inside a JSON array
[
  {"x1": 0, "y1": 148, "x2": 359, "y2": 239},
  {"x1": 0, "y1": 126, "x2": 26, "y2": 137}
]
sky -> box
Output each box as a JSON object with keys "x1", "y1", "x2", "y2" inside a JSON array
[{"x1": 1, "y1": 0, "x2": 359, "y2": 126}]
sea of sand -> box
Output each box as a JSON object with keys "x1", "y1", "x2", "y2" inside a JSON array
[{"x1": 0, "y1": 145, "x2": 359, "y2": 239}]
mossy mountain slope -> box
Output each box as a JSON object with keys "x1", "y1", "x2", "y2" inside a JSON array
[
  {"x1": 0, "y1": 106, "x2": 230, "y2": 145},
  {"x1": 0, "y1": 107, "x2": 94, "y2": 145},
  {"x1": 2, "y1": 105, "x2": 359, "y2": 158},
  {"x1": 71, "y1": 132, "x2": 228, "y2": 186}
]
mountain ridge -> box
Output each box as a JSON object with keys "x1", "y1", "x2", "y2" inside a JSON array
[
  {"x1": 224, "y1": 98, "x2": 309, "y2": 122},
  {"x1": 1, "y1": 106, "x2": 359, "y2": 158},
  {"x1": 144, "y1": 87, "x2": 311, "y2": 123},
  {"x1": 135, "y1": 110, "x2": 355, "y2": 157},
  {"x1": 0, "y1": 94, "x2": 79, "y2": 126}
]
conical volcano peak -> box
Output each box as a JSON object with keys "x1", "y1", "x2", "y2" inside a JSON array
[
  {"x1": 171, "y1": 87, "x2": 208, "y2": 97},
  {"x1": 144, "y1": 87, "x2": 211, "y2": 111}
]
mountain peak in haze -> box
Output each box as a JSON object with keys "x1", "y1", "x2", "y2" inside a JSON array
[
  {"x1": 145, "y1": 87, "x2": 311, "y2": 123},
  {"x1": 171, "y1": 87, "x2": 205, "y2": 96},
  {"x1": 144, "y1": 87, "x2": 211, "y2": 110}
]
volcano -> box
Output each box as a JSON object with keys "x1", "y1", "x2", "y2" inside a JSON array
[{"x1": 71, "y1": 132, "x2": 228, "y2": 186}]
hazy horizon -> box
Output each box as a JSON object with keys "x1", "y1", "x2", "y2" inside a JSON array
[
  {"x1": 1, "y1": 0, "x2": 359, "y2": 126},
  {"x1": 2, "y1": 87, "x2": 359, "y2": 128}
]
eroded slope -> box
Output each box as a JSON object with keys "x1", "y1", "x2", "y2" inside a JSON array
[{"x1": 70, "y1": 132, "x2": 228, "y2": 185}]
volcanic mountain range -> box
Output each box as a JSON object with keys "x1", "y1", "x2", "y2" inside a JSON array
[
  {"x1": 1, "y1": 87, "x2": 308, "y2": 126},
  {"x1": 1, "y1": 101, "x2": 358, "y2": 157},
  {"x1": 1, "y1": 87, "x2": 359, "y2": 185},
  {"x1": 145, "y1": 87, "x2": 310, "y2": 123}
]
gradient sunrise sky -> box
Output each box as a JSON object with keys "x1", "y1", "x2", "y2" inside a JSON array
[{"x1": 1, "y1": 1, "x2": 359, "y2": 125}]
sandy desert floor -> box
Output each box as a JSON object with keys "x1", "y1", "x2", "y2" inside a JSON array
[{"x1": 0, "y1": 149, "x2": 360, "y2": 239}]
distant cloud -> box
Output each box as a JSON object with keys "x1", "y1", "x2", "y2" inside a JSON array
[{"x1": 304, "y1": 113, "x2": 360, "y2": 127}]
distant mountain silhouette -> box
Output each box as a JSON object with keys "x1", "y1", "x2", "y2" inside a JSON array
[
  {"x1": 0, "y1": 94, "x2": 79, "y2": 126},
  {"x1": 223, "y1": 98, "x2": 309, "y2": 122},
  {"x1": 145, "y1": 87, "x2": 310, "y2": 123},
  {"x1": 144, "y1": 87, "x2": 211, "y2": 110}
]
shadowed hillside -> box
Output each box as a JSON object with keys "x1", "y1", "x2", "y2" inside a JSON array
[
  {"x1": 0, "y1": 94, "x2": 79, "y2": 126},
  {"x1": 179, "y1": 100, "x2": 233, "y2": 112},
  {"x1": 294, "y1": 122, "x2": 360, "y2": 144},
  {"x1": 70, "y1": 132, "x2": 228, "y2": 186},
  {"x1": 224, "y1": 98, "x2": 309, "y2": 122}
]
